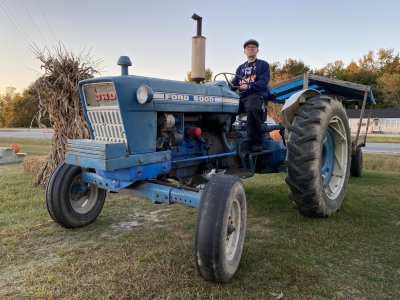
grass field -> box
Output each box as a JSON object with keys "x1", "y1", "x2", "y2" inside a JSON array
[
  {"x1": 366, "y1": 135, "x2": 400, "y2": 143},
  {"x1": 0, "y1": 137, "x2": 51, "y2": 157},
  {"x1": 1, "y1": 138, "x2": 400, "y2": 299}
]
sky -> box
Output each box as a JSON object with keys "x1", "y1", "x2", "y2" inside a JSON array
[{"x1": 0, "y1": 0, "x2": 399, "y2": 94}]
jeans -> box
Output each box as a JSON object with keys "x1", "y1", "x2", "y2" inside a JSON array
[{"x1": 239, "y1": 94, "x2": 266, "y2": 145}]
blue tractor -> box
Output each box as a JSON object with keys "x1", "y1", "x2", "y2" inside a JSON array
[{"x1": 46, "y1": 17, "x2": 375, "y2": 283}]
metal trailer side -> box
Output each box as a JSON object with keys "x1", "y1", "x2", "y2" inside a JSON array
[{"x1": 271, "y1": 73, "x2": 376, "y2": 152}]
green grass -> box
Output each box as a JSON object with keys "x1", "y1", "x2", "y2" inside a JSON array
[
  {"x1": 1, "y1": 149, "x2": 399, "y2": 298},
  {"x1": 366, "y1": 135, "x2": 400, "y2": 143},
  {"x1": 364, "y1": 152, "x2": 400, "y2": 172},
  {"x1": 0, "y1": 137, "x2": 51, "y2": 156}
]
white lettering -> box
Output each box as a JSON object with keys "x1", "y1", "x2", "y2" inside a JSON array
[
  {"x1": 165, "y1": 94, "x2": 189, "y2": 101},
  {"x1": 194, "y1": 96, "x2": 215, "y2": 102},
  {"x1": 161, "y1": 93, "x2": 217, "y2": 103}
]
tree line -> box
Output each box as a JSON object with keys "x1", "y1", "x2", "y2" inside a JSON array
[
  {"x1": 269, "y1": 48, "x2": 399, "y2": 108},
  {"x1": 1, "y1": 48, "x2": 399, "y2": 128},
  {"x1": 0, "y1": 84, "x2": 50, "y2": 128}
]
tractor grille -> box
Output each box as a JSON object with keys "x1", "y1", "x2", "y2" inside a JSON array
[{"x1": 87, "y1": 108, "x2": 127, "y2": 143}]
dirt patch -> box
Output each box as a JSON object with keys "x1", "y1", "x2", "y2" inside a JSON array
[
  {"x1": 0, "y1": 253, "x2": 61, "y2": 298},
  {"x1": 102, "y1": 209, "x2": 170, "y2": 239},
  {"x1": 247, "y1": 216, "x2": 272, "y2": 238},
  {"x1": 170, "y1": 223, "x2": 192, "y2": 240},
  {"x1": 111, "y1": 209, "x2": 168, "y2": 229}
]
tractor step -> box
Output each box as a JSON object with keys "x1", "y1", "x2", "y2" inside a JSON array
[{"x1": 238, "y1": 149, "x2": 274, "y2": 174}]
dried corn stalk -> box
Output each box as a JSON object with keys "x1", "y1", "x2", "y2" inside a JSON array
[
  {"x1": 267, "y1": 75, "x2": 292, "y2": 123},
  {"x1": 23, "y1": 156, "x2": 45, "y2": 175},
  {"x1": 34, "y1": 44, "x2": 100, "y2": 186},
  {"x1": 267, "y1": 102, "x2": 282, "y2": 123}
]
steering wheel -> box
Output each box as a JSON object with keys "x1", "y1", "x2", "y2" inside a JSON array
[{"x1": 213, "y1": 72, "x2": 247, "y2": 92}]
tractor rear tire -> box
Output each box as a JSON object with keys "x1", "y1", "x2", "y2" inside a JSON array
[
  {"x1": 285, "y1": 95, "x2": 351, "y2": 217},
  {"x1": 46, "y1": 162, "x2": 106, "y2": 228},
  {"x1": 194, "y1": 175, "x2": 246, "y2": 283},
  {"x1": 350, "y1": 147, "x2": 363, "y2": 177}
]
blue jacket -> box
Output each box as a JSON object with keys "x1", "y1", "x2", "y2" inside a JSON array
[{"x1": 231, "y1": 59, "x2": 271, "y2": 99}]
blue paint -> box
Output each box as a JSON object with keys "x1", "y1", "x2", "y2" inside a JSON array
[
  {"x1": 368, "y1": 91, "x2": 376, "y2": 104},
  {"x1": 77, "y1": 68, "x2": 374, "y2": 209},
  {"x1": 79, "y1": 158, "x2": 170, "y2": 192},
  {"x1": 81, "y1": 171, "x2": 133, "y2": 192},
  {"x1": 66, "y1": 139, "x2": 126, "y2": 159},
  {"x1": 272, "y1": 74, "x2": 376, "y2": 104},
  {"x1": 272, "y1": 79, "x2": 304, "y2": 93},
  {"x1": 117, "y1": 56, "x2": 132, "y2": 76},
  {"x1": 273, "y1": 83, "x2": 321, "y2": 101},
  {"x1": 97, "y1": 160, "x2": 170, "y2": 182},
  {"x1": 322, "y1": 128, "x2": 334, "y2": 186},
  {"x1": 78, "y1": 75, "x2": 240, "y2": 155},
  {"x1": 78, "y1": 84, "x2": 95, "y2": 139},
  {"x1": 172, "y1": 151, "x2": 237, "y2": 165},
  {"x1": 66, "y1": 139, "x2": 171, "y2": 173},
  {"x1": 129, "y1": 182, "x2": 201, "y2": 207}
]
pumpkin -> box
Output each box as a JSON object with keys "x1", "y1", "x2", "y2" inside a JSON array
[
  {"x1": 269, "y1": 130, "x2": 281, "y2": 141},
  {"x1": 10, "y1": 143, "x2": 21, "y2": 153}
]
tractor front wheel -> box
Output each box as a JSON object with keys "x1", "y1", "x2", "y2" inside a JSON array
[
  {"x1": 46, "y1": 162, "x2": 106, "y2": 228},
  {"x1": 285, "y1": 95, "x2": 351, "y2": 217},
  {"x1": 194, "y1": 175, "x2": 247, "y2": 283}
]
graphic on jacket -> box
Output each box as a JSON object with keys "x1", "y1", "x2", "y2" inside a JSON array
[{"x1": 231, "y1": 59, "x2": 271, "y2": 99}]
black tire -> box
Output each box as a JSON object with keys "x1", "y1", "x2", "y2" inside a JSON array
[
  {"x1": 285, "y1": 95, "x2": 351, "y2": 217},
  {"x1": 350, "y1": 148, "x2": 363, "y2": 177},
  {"x1": 46, "y1": 162, "x2": 66, "y2": 225},
  {"x1": 46, "y1": 162, "x2": 106, "y2": 228},
  {"x1": 194, "y1": 175, "x2": 247, "y2": 283}
]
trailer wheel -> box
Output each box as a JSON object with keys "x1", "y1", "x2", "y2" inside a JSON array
[
  {"x1": 285, "y1": 95, "x2": 351, "y2": 217},
  {"x1": 46, "y1": 162, "x2": 106, "y2": 228},
  {"x1": 194, "y1": 175, "x2": 246, "y2": 283},
  {"x1": 350, "y1": 148, "x2": 363, "y2": 177}
]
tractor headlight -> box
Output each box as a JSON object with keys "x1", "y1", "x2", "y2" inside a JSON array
[{"x1": 136, "y1": 85, "x2": 153, "y2": 104}]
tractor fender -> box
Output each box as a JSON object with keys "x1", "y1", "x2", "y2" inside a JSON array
[{"x1": 280, "y1": 89, "x2": 321, "y2": 127}]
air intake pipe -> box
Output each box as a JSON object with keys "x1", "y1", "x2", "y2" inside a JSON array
[{"x1": 117, "y1": 56, "x2": 132, "y2": 76}]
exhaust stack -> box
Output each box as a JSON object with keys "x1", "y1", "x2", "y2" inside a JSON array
[{"x1": 191, "y1": 13, "x2": 206, "y2": 84}]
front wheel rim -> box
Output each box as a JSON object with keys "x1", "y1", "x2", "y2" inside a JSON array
[
  {"x1": 322, "y1": 116, "x2": 349, "y2": 199},
  {"x1": 69, "y1": 175, "x2": 99, "y2": 214},
  {"x1": 225, "y1": 198, "x2": 241, "y2": 261}
]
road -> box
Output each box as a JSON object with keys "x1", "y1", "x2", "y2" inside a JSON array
[
  {"x1": 0, "y1": 129, "x2": 399, "y2": 154},
  {"x1": 363, "y1": 143, "x2": 400, "y2": 154},
  {"x1": 0, "y1": 128, "x2": 53, "y2": 139}
]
